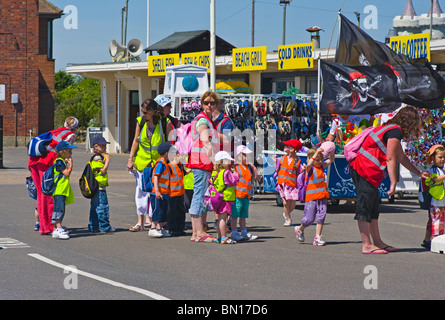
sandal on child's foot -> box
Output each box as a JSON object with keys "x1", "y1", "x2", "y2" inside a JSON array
[
  {"x1": 220, "y1": 236, "x2": 236, "y2": 244},
  {"x1": 129, "y1": 224, "x2": 143, "y2": 232}
]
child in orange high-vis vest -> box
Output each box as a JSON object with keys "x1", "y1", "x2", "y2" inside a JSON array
[
  {"x1": 295, "y1": 147, "x2": 334, "y2": 246},
  {"x1": 231, "y1": 145, "x2": 258, "y2": 241},
  {"x1": 149, "y1": 142, "x2": 172, "y2": 238},
  {"x1": 167, "y1": 146, "x2": 187, "y2": 237},
  {"x1": 276, "y1": 139, "x2": 303, "y2": 227}
]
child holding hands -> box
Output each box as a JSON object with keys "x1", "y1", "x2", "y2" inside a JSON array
[
  {"x1": 295, "y1": 146, "x2": 334, "y2": 246},
  {"x1": 276, "y1": 139, "x2": 303, "y2": 226}
]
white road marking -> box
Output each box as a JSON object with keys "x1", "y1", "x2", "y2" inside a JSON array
[
  {"x1": 0, "y1": 238, "x2": 30, "y2": 249},
  {"x1": 28, "y1": 253, "x2": 170, "y2": 300}
]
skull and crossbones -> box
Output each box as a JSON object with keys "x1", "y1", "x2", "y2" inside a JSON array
[{"x1": 335, "y1": 71, "x2": 383, "y2": 108}]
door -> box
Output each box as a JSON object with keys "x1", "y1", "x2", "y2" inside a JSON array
[{"x1": 128, "y1": 90, "x2": 139, "y2": 150}]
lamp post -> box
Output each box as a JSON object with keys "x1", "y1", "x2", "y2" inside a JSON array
[{"x1": 280, "y1": 0, "x2": 292, "y2": 45}]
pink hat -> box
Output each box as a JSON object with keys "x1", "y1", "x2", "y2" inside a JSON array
[{"x1": 320, "y1": 141, "x2": 335, "y2": 158}]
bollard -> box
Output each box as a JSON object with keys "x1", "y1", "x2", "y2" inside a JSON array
[{"x1": 0, "y1": 115, "x2": 3, "y2": 168}]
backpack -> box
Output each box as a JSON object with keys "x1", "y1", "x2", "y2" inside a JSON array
[
  {"x1": 175, "y1": 123, "x2": 192, "y2": 156},
  {"x1": 296, "y1": 167, "x2": 313, "y2": 204},
  {"x1": 27, "y1": 132, "x2": 53, "y2": 157},
  {"x1": 141, "y1": 165, "x2": 154, "y2": 193},
  {"x1": 41, "y1": 164, "x2": 63, "y2": 196},
  {"x1": 418, "y1": 177, "x2": 432, "y2": 210},
  {"x1": 79, "y1": 154, "x2": 103, "y2": 199},
  {"x1": 343, "y1": 126, "x2": 374, "y2": 162},
  {"x1": 26, "y1": 176, "x2": 37, "y2": 200},
  {"x1": 204, "y1": 170, "x2": 227, "y2": 212}
]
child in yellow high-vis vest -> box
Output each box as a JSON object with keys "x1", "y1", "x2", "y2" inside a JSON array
[
  {"x1": 52, "y1": 141, "x2": 77, "y2": 240},
  {"x1": 89, "y1": 137, "x2": 114, "y2": 233},
  {"x1": 211, "y1": 151, "x2": 239, "y2": 244}
]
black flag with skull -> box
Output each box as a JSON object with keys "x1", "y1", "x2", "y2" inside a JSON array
[{"x1": 320, "y1": 60, "x2": 402, "y2": 115}]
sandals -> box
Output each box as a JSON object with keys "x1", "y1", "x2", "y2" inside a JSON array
[
  {"x1": 217, "y1": 236, "x2": 237, "y2": 244},
  {"x1": 194, "y1": 234, "x2": 216, "y2": 243},
  {"x1": 129, "y1": 224, "x2": 143, "y2": 232}
]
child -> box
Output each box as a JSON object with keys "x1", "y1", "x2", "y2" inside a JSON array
[
  {"x1": 52, "y1": 141, "x2": 77, "y2": 240},
  {"x1": 149, "y1": 142, "x2": 172, "y2": 238},
  {"x1": 211, "y1": 151, "x2": 239, "y2": 244},
  {"x1": 231, "y1": 145, "x2": 258, "y2": 241},
  {"x1": 425, "y1": 144, "x2": 445, "y2": 243},
  {"x1": 167, "y1": 146, "x2": 187, "y2": 237},
  {"x1": 89, "y1": 136, "x2": 115, "y2": 233},
  {"x1": 275, "y1": 139, "x2": 303, "y2": 226},
  {"x1": 295, "y1": 147, "x2": 334, "y2": 246}
]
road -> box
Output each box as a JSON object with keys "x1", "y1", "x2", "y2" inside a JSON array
[{"x1": 1, "y1": 145, "x2": 444, "y2": 304}]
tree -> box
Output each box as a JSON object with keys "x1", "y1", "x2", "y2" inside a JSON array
[{"x1": 54, "y1": 71, "x2": 102, "y2": 131}]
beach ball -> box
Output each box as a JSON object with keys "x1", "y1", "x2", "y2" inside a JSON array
[{"x1": 182, "y1": 75, "x2": 199, "y2": 92}]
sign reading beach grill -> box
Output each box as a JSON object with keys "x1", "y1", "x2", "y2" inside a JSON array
[
  {"x1": 389, "y1": 33, "x2": 431, "y2": 62},
  {"x1": 278, "y1": 43, "x2": 313, "y2": 70},
  {"x1": 148, "y1": 53, "x2": 180, "y2": 76},
  {"x1": 182, "y1": 51, "x2": 211, "y2": 73},
  {"x1": 232, "y1": 46, "x2": 267, "y2": 72}
]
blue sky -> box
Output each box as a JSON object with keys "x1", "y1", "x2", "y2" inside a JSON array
[{"x1": 51, "y1": 0, "x2": 440, "y2": 71}]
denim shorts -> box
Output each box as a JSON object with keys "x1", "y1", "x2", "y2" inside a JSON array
[
  {"x1": 52, "y1": 195, "x2": 66, "y2": 223},
  {"x1": 188, "y1": 169, "x2": 210, "y2": 217}
]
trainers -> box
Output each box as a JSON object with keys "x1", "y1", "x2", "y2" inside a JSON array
[
  {"x1": 313, "y1": 235, "x2": 326, "y2": 246},
  {"x1": 231, "y1": 231, "x2": 244, "y2": 241},
  {"x1": 52, "y1": 228, "x2": 69, "y2": 240},
  {"x1": 160, "y1": 229, "x2": 171, "y2": 237},
  {"x1": 243, "y1": 232, "x2": 258, "y2": 240},
  {"x1": 148, "y1": 229, "x2": 163, "y2": 237},
  {"x1": 294, "y1": 226, "x2": 304, "y2": 242},
  {"x1": 34, "y1": 222, "x2": 40, "y2": 231}
]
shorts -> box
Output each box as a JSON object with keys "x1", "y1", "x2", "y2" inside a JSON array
[
  {"x1": 231, "y1": 197, "x2": 250, "y2": 218},
  {"x1": 189, "y1": 169, "x2": 210, "y2": 217},
  {"x1": 215, "y1": 200, "x2": 234, "y2": 215},
  {"x1": 52, "y1": 195, "x2": 66, "y2": 223},
  {"x1": 350, "y1": 167, "x2": 379, "y2": 222}
]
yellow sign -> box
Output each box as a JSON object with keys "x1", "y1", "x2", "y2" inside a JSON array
[
  {"x1": 182, "y1": 51, "x2": 210, "y2": 73},
  {"x1": 278, "y1": 43, "x2": 313, "y2": 70},
  {"x1": 389, "y1": 33, "x2": 430, "y2": 61},
  {"x1": 148, "y1": 53, "x2": 180, "y2": 76},
  {"x1": 232, "y1": 46, "x2": 267, "y2": 72}
]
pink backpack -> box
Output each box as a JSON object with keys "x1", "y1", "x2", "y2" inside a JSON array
[
  {"x1": 175, "y1": 123, "x2": 192, "y2": 156},
  {"x1": 343, "y1": 126, "x2": 374, "y2": 162}
]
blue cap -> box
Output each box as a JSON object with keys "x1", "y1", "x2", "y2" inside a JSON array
[
  {"x1": 92, "y1": 136, "x2": 110, "y2": 145},
  {"x1": 56, "y1": 140, "x2": 77, "y2": 152},
  {"x1": 154, "y1": 94, "x2": 172, "y2": 107},
  {"x1": 157, "y1": 142, "x2": 172, "y2": 154}
]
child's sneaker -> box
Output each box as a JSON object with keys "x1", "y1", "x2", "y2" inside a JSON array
[
  {"x1": 294, "y1": 226, "x2": 304, "y2": 242},
  {"x1": 148, "y1": 229, "x2": 163, "y2": 238},
  {"x1": 231, "y1": 231, "x2": 244, "y2": 242},
  {"x1": 243, "y1": 232, "x2": 258, "y2": 240},
  {"x1": 52, "y1": 228, "x2": 69, "y2": 240},
  {"x1": 313, "y1": 235, "x2": 326, "y2": 246},
  {"x1": 34, "y1": 222, "x2": 40, "y2": 231}
]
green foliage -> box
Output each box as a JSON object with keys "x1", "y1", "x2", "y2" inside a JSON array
[{"x1": 54, "y1": 71, "x2": 102, "y2": 130}]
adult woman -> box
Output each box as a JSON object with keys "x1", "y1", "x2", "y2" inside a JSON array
[
  {"x1": 349, "y1": 106, "x2": 430, "y2": 254},
  {"x1": 127, "y1": 98, "x2": 167, "y2": 231},
  {"x1": 28, "y1": 117, "x2": 79, "y2": 235},
  {"x1": 188, "y1": 91, "x2": 226, "y2": 242}
]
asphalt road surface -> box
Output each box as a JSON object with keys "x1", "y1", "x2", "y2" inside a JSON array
[{"x1": 1, "y1": 145, "x2": 444, "y2": 303}]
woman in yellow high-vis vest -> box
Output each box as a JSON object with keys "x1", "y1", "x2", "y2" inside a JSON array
[{"x1": 127, "y1": 98, "x2": 169, "y2": 232}]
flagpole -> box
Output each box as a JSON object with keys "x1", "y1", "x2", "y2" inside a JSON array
[{"x1": 317, "y1": 53, "x2": 321, "y2": 141}]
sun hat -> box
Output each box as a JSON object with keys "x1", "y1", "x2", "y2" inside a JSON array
[
  {"x1": 91, "y1": 136, "x2": 110, "y2": 145},
  {"x1": 235, "y1": 145, "x2": 253, "y2": 157},
  {"x1": 56, "y1": 141, "x2": 77, "y2": 152},
  {"x1": 320, "y1": 141, "x2": 336, "y2": 158},
  {"x1": 427, "y1": 144, "x2": 445, "y2": 163},
  {"x1": 215, "y1": 151, "x2": 234, "y2": 162},
  {"x1": 283, "y1": 139, "x2": 302, "y2": 151},
  {"x1": 154, "y1": 94, "x2": 172, "y2": 107}
]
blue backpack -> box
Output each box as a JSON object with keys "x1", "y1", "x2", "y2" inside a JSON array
[
  {"x1": 41, "y1": 164, "x2": 63, "y2": 196},
  {"x1": 27, "y1": 132, "x2": 53, "y2": 157},
  {"x1": 141, "y1": 166, "x2": 154, "y2": 193}
]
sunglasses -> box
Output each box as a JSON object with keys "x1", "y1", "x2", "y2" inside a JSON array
[{"x1": 202, "y1": 100, "x2": 216, "y2": 106}]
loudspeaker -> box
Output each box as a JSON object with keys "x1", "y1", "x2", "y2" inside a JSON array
[
  {"x1": 127, "y1": 39, "x2": 143, "y2": 58},
  {"x1": 109, "y1": 40, "x2": 127, "y2": 57}
]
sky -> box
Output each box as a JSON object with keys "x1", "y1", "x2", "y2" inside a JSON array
[{"x1": 51, "y1": 0, "x2": 440, "y2": 71}]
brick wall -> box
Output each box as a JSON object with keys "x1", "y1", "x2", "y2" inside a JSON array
[{"x1": 0, "y1": 0, "x2": 57, "y2": 147}]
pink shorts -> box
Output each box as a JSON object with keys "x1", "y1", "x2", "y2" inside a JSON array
[
  {"x1": 215, "y1": 200, "x2": 234, "y2": 215},
  {"x1": 276, "y1": 183, "x2": 299, "y2": 201}
]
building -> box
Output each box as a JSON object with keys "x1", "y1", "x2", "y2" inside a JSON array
[
  {"x1": 67, "y1": 1, "x2": 445, "y2": 154},
  {"x1": 0, "y1": 0, "x2": 62, "y2": 147}
]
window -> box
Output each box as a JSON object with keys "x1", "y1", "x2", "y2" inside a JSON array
[
  {"x1": 272, "y1": 79, "x2": 294, "y2": 94},
  {"x1": 47, "y1": 20, "x2": 53, "y2": 60}
]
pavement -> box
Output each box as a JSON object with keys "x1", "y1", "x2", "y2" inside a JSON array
[{"x1": 1, "y1": 144, "x2": 444, "y2": 303}]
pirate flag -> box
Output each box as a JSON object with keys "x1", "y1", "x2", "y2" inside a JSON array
[
  {"x1": 333, "y1": 13, "x2": 445, "y2": 110},
  {"x1": 320, "y1": 60, "x2": 401, "y2": 115}
]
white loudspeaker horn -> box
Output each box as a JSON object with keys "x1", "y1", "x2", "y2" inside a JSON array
[
  {"x1": 109, "y1": 39, "x2": 127, "y2": 57},
  {"x1": 127, "y1": 38, "x2": 143, "y2": 58}
]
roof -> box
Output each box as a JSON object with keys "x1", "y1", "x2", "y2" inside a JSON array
[
  {"x1": 401, "y1": 0, "x2": 417, "y2": 19},
  {"x1": 39, "y1": 0, "x2": 63, "y2": 18},
  {"x1": 145, "y1": 30, "x2": 236, "y2": 55}
]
